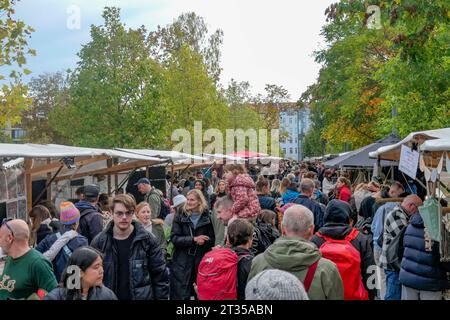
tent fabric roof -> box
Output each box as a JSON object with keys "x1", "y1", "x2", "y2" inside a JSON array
[
  {"x1": 323, "y1": 135, "x2": 400, "y2": 168},
  {"x1": 420, "y1": 138, "x2": 450, "y2": 152},
  {"x1": 369, "y1": 128, "x2": 450, "y2": 161},
  {"x1": 0, "y1": 143, "x2": 162, "y2": 161},
  {"x1": 115, "y1": 148, "x2": 206, "y2": 162}
]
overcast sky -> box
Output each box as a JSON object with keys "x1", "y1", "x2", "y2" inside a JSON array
[{"x1": 16, "y1": 0, "x2": 336, "y2": 101}]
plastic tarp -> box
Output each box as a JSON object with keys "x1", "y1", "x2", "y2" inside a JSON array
[{"x1": 369, "y1": 128, "x2": 450, "y2": 161}]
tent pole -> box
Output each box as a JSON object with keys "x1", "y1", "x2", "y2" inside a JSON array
[
  {"x1": 46, "y1": 158, "x2": 52, "y2": 201},
  {"x1": 25, "y1": 158, "x2": 33, "y2": 214}
]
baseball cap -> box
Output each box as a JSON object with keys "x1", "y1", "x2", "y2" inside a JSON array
[
  {"x1": 134, "y1": 178, "x2": 151, "y2": 186},
  {"x1": 84, "y1": 184, "x2": 100, "y2": 199}
]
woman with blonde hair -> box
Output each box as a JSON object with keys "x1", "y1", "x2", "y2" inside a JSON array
[
  {"x1": 270, "y1": 179, "x2": 281, "y2": 199},
  {"x1": 135, "y1": 202, "x2": 167, "y2": 257},
  {"x1": 170, "y1": 189, "x2": 215, "y2": 300}
]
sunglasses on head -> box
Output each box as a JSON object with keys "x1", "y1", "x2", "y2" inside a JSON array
[{"x1": 1, "y1": 218, "x2": 14, "y2": 236}]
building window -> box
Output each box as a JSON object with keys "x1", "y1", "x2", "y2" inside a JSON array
[
  {"x1": 295, "y1": 148, "x2": 298, "y2": 154},
  {"x1": 282, "y1": 148, "x2": 286, "y2": 154},
  {"x1": 295, "y1": 138, "x2": 297, "y2": 143},
  {"x1": 289, "y1": 147, "x2": 293, "y2": 154},
  {"x1": 289, "y1": 118, "x2": 292, "y2": 124}
]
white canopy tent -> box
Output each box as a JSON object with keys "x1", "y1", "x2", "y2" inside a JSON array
[
  {"x1": 369, "y1": 128, "x2": 450, "y2": 161},
  {"x1": 0, "y1": 144, "x2": 167, "y2": 211}
]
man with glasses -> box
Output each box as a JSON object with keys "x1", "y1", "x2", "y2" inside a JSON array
[
  {"x1": 0, "y1": 219, "x2": 57, "y2": 300},
  {"x1": 91, "y1": 194, "x2": 169, "y2": 300},
  {"x1": 380, "y1": 194, "x2": 423, "y2": 300}
]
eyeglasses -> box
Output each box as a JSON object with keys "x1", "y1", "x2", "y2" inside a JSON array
[
  {"x1": 1, "y1": 218, "x2": 14, "y2": 237},
  {"x1": 113, "y1": 211, "x2": 134, "y2": 217}
]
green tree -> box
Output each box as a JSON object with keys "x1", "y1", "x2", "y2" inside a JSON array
[
  {"x1": 300, "y1": 0, "x2": 449, "y2": 154},
  {"x1": 0, "y1": 0, "x2": 35, "y2": 127},
  {"x1": 148, "y1": 12, "x2": 224, "y2": 84},
  {"x1": 22, "y1": 71, "x2": 70, "y2": 143},
  {"x1": 161, "y1": 44, "x2": 230, "y2": 145},
  {"x1": 50, "y1": 7, "x2": 165, "y2": 148},
  {"x1": 223, "y1": 78, "x2": 262, "y2": 130}
]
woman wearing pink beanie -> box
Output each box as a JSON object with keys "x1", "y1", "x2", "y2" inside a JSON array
[{"x1": 224, "y1": 163, "x2": 261, "y2": 219}]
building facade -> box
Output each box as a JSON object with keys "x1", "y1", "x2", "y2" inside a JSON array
[{"x1": 279, "y1": 105, "x2": 310, "y2": 160}]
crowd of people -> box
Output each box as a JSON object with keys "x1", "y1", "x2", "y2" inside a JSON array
[{"x1": 0, "y1": 159, "x2": 448, "y2": 300}]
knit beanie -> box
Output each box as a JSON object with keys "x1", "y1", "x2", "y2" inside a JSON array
[
  {"x1": 59, "y1": 201, "x2": 80, "y2": 225},
  {"x1": 245, "y1": 269, "x2": 309, "y2": 300}
]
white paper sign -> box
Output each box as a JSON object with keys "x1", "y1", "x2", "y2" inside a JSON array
[{"x1": 399, "y1": 144, "x2": 420, "y2": 180}]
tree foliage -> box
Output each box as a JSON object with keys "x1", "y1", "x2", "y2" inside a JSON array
[
  {"x1": 300, "y1": 0, "x2": 449, "y2": 156},
  {"x1": 0, "y1": 0, "x2": 35, "y2": 127}
]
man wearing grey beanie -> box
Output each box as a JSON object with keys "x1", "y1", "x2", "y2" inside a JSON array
[{"x1": 245, "y1": 269, "x2": 309, "y2": 300}]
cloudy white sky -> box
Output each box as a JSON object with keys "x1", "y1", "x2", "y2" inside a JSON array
[{"x1": 16, "y1": 0, "x2": 336, "y2": 100}]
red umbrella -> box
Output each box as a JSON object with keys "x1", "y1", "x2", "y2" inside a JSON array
[{"x1": 227, "y1": 151, "x2": 268, "y2": 159}]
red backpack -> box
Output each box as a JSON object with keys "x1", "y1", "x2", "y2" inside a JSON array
[
  {"x1": 316, "y1": 228, "x2": 369, "y2": 300},
  {"x1": 197, "y1": 248, "x2": 240, "y2": 300}
]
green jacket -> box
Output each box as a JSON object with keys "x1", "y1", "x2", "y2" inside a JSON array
[
  {"x1": 248, "y1": 236, "x2": 344, "y2": 300},
  {"x1": 211, "y1": 207, "x2": 225, "y2": 246},
  {"x1": 145, "y1": 188, "x2": 162, "y2": 219}
]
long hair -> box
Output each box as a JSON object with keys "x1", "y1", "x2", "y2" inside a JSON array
[
  {"x1": 270, "y1": 179, "x2": 281, "y2": 194},
  {"x1": 279, "y1": 177, "x2": 290, "y2": 195},
  {"x1": 184, "y1": 189, "x2": 208, "y2": 216},
  {"x1": 338, "y1": 177, "x2": 351, "y2": 189},
  {"x1": 59, "y1": 246, "x2": 103, "y2": 300},
  {"x1": 28, "y1": 205, "x2": 51, "y2": 246},
  {"x1": 215, "y1": 180, "x2": 226, "y2": 194}
]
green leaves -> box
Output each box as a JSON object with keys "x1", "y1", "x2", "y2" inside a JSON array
[
  {"x1": 0, "y1": 0, "x2": 35, "y2": 127},
  {"x1": 300, "y1": 0, "x2": 449, "y2": 156}
]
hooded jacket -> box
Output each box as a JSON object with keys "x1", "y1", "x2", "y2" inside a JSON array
[
  {"x1": 282, "y1": 188, "x2": 301, "y2": 204},
  {"x1": 248, "y1": 236, "x2": 344, "y2": 300},
  {"x1": 226, "y1": 174, "x2": 261, "y2": 219},
  {"x1": 91, "y1": 220, "x2": 169, "y2": 300},
  {"x1": 36, "y1": 229, "x2": 88, "y2": 283},
  {"x1": 75, "y1": 200, "x2": 104, "y2": 244},
  {"x1": 311, "y1": 224, "x2": 376, "y2": 299},
  {"x1": 399, "y1": 213, "x2": 450, "y2": 291}
]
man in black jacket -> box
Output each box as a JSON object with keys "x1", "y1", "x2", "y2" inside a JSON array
[
  {"x1": 256, "y1": 178, "x2": 276, "y2": 212},
  {"x1": 91, "y1": 194, "x2": 169, "y2": 300},
  {"x1": 292, "y1": 178, "x2": 324, "y2": 232},
  {"x1": 75, "y1": 184, "x2": 104, "y2": 244}
]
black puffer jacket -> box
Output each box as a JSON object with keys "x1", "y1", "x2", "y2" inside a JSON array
[
  {"x1": 91, "y1": 220, "x2": 169, "y2": 300},
  {"x1": 311, "y1": 223, "x2": 376, "y2": 300},
  {"x1": 169, "y1": 209, "x2": 215, "y2": 300}
]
